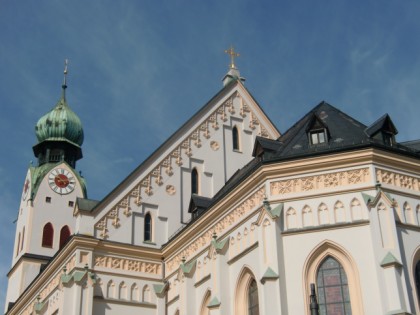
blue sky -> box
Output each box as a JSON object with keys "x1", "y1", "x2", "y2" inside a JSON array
[{"x1": 1, "y1": 0, "x2": 420, "y2": 310}]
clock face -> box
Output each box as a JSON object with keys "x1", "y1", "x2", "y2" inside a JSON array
[{"x1": 48, "y1": 168, "x2": 76, "y2": 195}]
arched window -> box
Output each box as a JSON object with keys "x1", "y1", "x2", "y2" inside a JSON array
[
  {"x1": 191, "y1": 168, "x2": 199, "y2": 195},
  {"x1": 415, "y1": 261, "x2": 420, "y2": 307},
  {"x1": 248, "y1": 279, "x2": 259, "y2": 315},
  {"x1": 16, "y1": 232, "x2": 21, "y2": 256},
  {"x1": 21, "y1": 227, "x2": 25, "y2": 251},
  {"x1": 42, "y1": 223, "x2": 54, "y2": 248},
  {"x1": 235, "y1": 268, "x2": 259, "y2": 315},
  {"x1": 232, "y1": 126, "x2": 240, "y2": 151},
  {"x1": 316, "y1": 256, "x2": 352, "y2": 314},
  {"x1": 59, "y1": 225, "x2": 71, "y2": 249},
  {"x1": 200, "y1": 290, "x2": 211, "y2": 315},
  {"x1": 144, "y1": 213, "x2": 152, "y2": 242}
]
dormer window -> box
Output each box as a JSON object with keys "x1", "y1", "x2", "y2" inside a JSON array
[{"x1": 310, "y1": 129, "x2": 327, "y2": 145}]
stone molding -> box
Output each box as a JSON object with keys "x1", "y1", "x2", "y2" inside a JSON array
[
  {"x1": 376, "y1": 168, "x2": 420, "y2": 192},
  {"x1": 270, "y1": 168, "x2": 370, "y2": 196},
  {"x1": 94, "y1": 254, "x2": 162, "y2": 275}
]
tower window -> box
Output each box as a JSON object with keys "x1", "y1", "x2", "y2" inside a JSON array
[
  {"x1": 21, "y1": 227, "x2": 25, "y2": 252},
  {"x1": 310, "y1": 130, "x2": 326, "y2": 145},
  {"x1": 59, "y1": 225, "x2": 71, "y2": 249},
  {"x1": 191, "y1": 168, "x2": 199, "y2": 195},
  {"x1": 144, "y1": 213, "x2": 152, "y2": 242},
  {"x1": 248, "y1": 279, "x2": 259, "y2": 315},
  {"x1": 46, "y1": 197, "x2": 51, "y2": 203},
  {"x1": 68, "y1": 201, "x2": 74, "y2": 207},
  {"x1": 42, "y1": 223, "x2": 54, "y2": 248},
  {"x1": 232, "y1": 126, "x2": 240, "y2": 151}
]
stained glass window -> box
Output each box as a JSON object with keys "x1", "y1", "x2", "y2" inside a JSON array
[
  {"x1": 316, "y1": 256, "x2": 352, "y2": 315},
  {"x1": 248, "y1": 279, "x2": 259, "y2": 315}
]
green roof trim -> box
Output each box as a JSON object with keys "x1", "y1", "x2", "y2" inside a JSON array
[
  {"x1": 207, "y1": 296, "x2": 221, "y2": 308},
  {"x1": 260, "y1": 267, "x2": 279, "y2": 284},
  {"x1": 34, "y1": 300, "x2": 45, "y2": 313},
  {"x1": 380, "y1": 252, "x2": 402, "y2": 268},
  {"x1": 180, "y1": 260, "x2": 196, "y2": 275},
  {"x1": 211, "y1": 237, "x2": 229, "y2": 252},
  {"x1": 153, "y1": 282, "x2": 169, "y2": 295},
  {"x1": 269, "y1": 203, "x2": 283, "y2": 218}
]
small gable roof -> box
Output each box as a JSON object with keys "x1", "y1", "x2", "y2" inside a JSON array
[
  {"x1": 365, "y1": 113, "x2": 398, "y2": 137},
  {"x1": 188, "y1": 195, "x2": 212, "y2": 214}
]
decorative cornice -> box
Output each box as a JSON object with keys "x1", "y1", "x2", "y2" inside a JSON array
[
  {"x1": 94, "y1": 92, "x2": 271, "y2": 238},
  {"x1": 376, "y1": 168, "x2": 420, "y2": 192},
  {"x1": 271, "y1": 168, "x2": 370, "y2": 196},
  {"x1": 94, "y1": 254, "x2": 161, "y2": 276}
]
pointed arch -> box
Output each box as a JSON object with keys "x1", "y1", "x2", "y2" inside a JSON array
[
  {"x1": 42, "y1": 222, "x2": 54, "y2": 248},
  {"x1": 334, "y1": 200, "x2": 346, "y2": 223},
  {"x1": 302, "y1": 205, "x2": 313, "y2": 227},
  {"x1": 303, "y1": 241, "x2": 364, "y2": 315},
  {"x1": 130, "y1": 283, "x2": 139, "y2": 301},
  {"x1": 235, "y1": 266, "x2": 260, "y2": 315},
  {"x1": 142, "y1": 284, "x2": 151, "y2": 303},
  {"x1": 174, "y1": 310, "x2": 180, "y2": 315},
  {"x1": 59, "y1": 225, "x2": 71, "y2": 249},
  {"x1": 350, "y1": 198, "x2": 363, "y2": 221},
  {"x1": 144, "y1": 212, "x2": 152, "y2": 242},
  {"x1": 318, "y1": 203, "x2": 329, "y2": 225},
  {"x1": 107, "y1": 280, "x2": 115, "y2": 299},
  {"x1": 119, "y1": 281, "x2": 127, "y2": 300},
  {"x1": 191, "y1": 168, "x2": 199, "y2": 195},
  {"x1": 232, "y1": 125, "x2": 240, "y2": 151},
  {"x1": 286, "y1": 207, "x2": 297, "y2": 229},
  {"x1": 200, "y1": 289, "x2": 211, "y2": 315},
  {"x1": 404, "y1": 202, "x2": 414, "y2": 224},
  {"x1": 411, "y1": 247, "x2": 420, "y2": 313}
]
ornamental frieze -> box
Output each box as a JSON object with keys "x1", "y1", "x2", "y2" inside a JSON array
[
  {"x1": 166, "y1": 186, "x2": 265, "y2": 273},
  {"x1": 270, "y1": 168, "x2": 370, "y2": 195},
  {"x1": 376, "y1": 168, "x2": 420, "y2": 191},
  {"x1": 95, "y1": 92, "x2": 271, "y2": 239},
  {"x1": 94, "y1": 255, "x2": 161, "y2": 275}
]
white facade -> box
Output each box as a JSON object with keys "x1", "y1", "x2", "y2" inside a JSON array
[{"x1": 5, "y1": 72, "x2": 420, "y2": 315}]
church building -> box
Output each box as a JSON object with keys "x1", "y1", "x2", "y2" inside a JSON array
[{"x1": 5, "y1": 53, "x2": 420, "y2": 315}]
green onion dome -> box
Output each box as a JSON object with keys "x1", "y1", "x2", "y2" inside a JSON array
[{"x1": 35, "y1": 90, "x2": 84, "y2": 146}]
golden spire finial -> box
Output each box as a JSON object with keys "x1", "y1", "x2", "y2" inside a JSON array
[
  {"x1": 224, "y1": 45, "x2": 240, "y2": 69},
  {"x1": 63, "y1": 59, "x2": 69, "y2": 88}
]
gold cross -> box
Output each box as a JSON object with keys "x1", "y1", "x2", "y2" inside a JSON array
[{"x1": 224, "y1": 46, "x2": 240, "y2": 69}]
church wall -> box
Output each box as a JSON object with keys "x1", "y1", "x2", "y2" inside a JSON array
[
  {"x1": 282, "y1": 224, "x2": 380, "y2": 314},
  {"x1": 90, "y1": 85, "x2": 278, "y2": 248}
]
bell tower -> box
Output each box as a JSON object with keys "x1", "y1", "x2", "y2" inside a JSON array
[{"x1": 5, "y1": 62, "x2": 87, "y2": 312}]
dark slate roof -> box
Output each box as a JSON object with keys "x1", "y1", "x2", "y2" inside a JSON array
[
  {"x1": 76, "y1": 197, "x2": 99, "y2": 212},
  {"x1": 188, "y1": 195, "x2": 212, "y2": 213},
  {"x1": 365, "y1": 113, "x2": 398, "y2": 137},
  {"x1": 401, "y1": 140, "x2": 420, "y2": 153},
  {"x1": 265, "y1": 101, "x2": 370, "y2": 159}
]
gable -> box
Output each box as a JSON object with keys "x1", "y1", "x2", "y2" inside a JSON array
[{"x1": 77, "y1": 80, "x2": 280, "y2": 242}]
